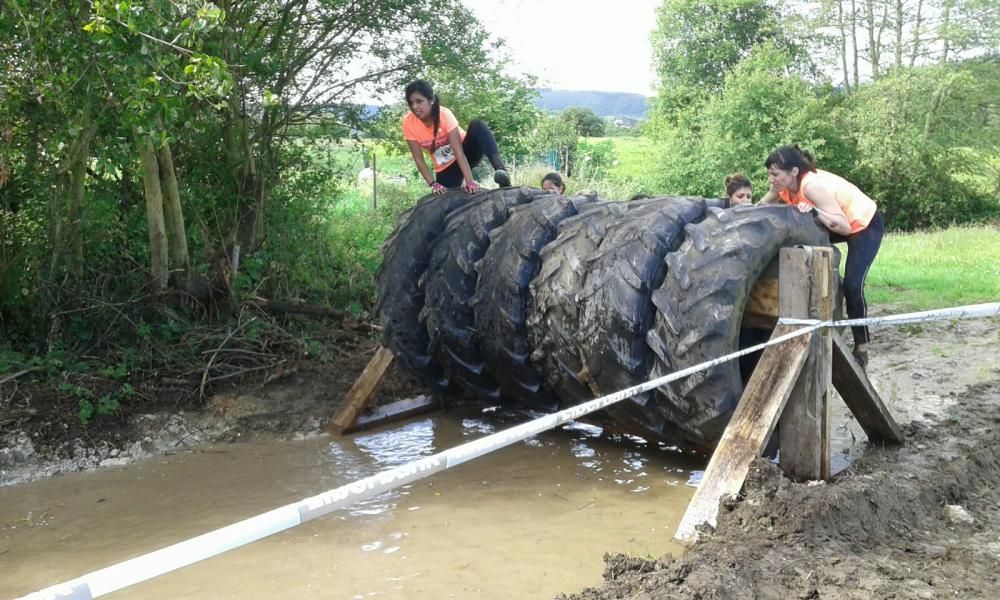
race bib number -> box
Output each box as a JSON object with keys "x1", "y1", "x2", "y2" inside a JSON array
[{"x1": 433, "y1": 144, "x2": 455, "y2": 166}]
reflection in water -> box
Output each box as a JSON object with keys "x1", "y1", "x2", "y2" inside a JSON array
[
  {"x1": 328, "y1": 419, "x2": 438, "y2": 518},
  {"x1": 1, "y1": 405, "x2": 703, "y2": 600}
]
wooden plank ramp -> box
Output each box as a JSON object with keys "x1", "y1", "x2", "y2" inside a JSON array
[
  {"x1": 832, "y1": 332, "x2": 904, "y2": 444},
  {"x1": 350, "y1": 395, "x2": 439, "y2": 434},
  {"x1": 673, "y1": 324, "x2": 811, "y2": 543},
  {"x1": 327, "y1": 345, "x2": 395, "y2": 435}
]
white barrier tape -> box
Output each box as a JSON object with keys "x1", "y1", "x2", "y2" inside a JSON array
[
  {"x1": 16, "y1": 302, "x2": 999, "y2": 600},
  {"x1": 778, "y1": 302, "x2": 1000, "y2": 328}
]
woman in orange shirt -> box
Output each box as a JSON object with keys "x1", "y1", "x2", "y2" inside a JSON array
[
  {"x1": 759, "y1": 144, "x2": 884, "y2": 367},
  {"x1": 402, "y1": 79, "x2": 511, "y2": 195}
]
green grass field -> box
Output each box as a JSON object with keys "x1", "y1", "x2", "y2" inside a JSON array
[
  {"x1": 586, "y1": 136, "x2": 657, "y2": 181},
  {"x1": 866, "y1": 225, "x2": 1000, "y2": 311}
]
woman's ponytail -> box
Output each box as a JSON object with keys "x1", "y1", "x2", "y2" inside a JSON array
[{"x1": 430, "y1": 95, "x2": 441, "y2": 151}]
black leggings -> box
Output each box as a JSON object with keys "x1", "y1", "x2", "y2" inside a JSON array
[
  {"x1": 830, "y1": 210, "x2": 884, "y2": 345},
  {"x1": 435, "y1": 119, "x2": 504, "y2": 188}
]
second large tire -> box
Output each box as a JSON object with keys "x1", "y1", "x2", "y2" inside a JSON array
[
  {"x1": 576, "y1": 197, "x2": 710, "y2": 437},
  {"x1": 420, "y1": 187, "x2": 548, "y2": 399},
  {"x1": 472, "y1": 194, "x2": 599, "y2": 410}
]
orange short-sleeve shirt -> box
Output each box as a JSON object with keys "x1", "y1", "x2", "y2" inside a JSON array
[
  {"x1": 778, "y1": 169, "x2": 878, "y2": 233},
  {"x1": 401, "y1": 107, "x2": 466, "y2": 172}
]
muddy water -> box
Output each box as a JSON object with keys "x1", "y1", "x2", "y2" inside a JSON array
[{"x1": 1, "y1": 406, "x2": 703, "y2": 599}]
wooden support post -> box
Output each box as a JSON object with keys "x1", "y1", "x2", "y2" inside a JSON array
[
  {"x1": 327, "y1": 345, "x2": 395, "y2": 435},
  {"x1": 674, "y1": 324, "x2": 811, "y2": 543},
  {"x1": 832, "y1": 332, "x2": 904, "y2": 444},
  {"x1": 778, "y1": 247, "x2": 834, "y2": 482}
]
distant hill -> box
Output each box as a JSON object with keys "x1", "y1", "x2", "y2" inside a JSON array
[{"x1": 536, "y1": 89, "x2": 649, "y2": 119}]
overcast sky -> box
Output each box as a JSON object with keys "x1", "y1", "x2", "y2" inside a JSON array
[{"x1": 461, "y1": 0, "x2": 662, "y2": 96}]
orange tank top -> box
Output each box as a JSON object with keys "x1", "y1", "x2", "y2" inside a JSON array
[{"x1": 778, "y1": 169, "x2": 877, "y2": 234}]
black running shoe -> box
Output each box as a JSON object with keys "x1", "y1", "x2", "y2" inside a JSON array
[{"x1": 493, "y1": 169, "x2": 511, "y2": 187}]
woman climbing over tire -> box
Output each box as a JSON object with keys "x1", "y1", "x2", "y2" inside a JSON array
[
  {"x1": 759, "y1": 144, "x2": 883, "y2": 367},
  {"x1": 402, "y1": 79, "x2": 512, "y2": 195}
]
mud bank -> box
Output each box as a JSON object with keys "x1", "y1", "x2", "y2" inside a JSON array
[
  {"x1": 0, "y1": 355, "x2": 424, "y2": 487},
  {"x1": 560, "y1": 380, "x2": 1000, "y2": 599}
]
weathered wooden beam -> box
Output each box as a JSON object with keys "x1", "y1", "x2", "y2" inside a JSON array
[
  {"x1": 350, "y1": 395, "x2": 440, "y2": 434},
  {"x1": 778, "y1": 247, "x2": 835, "y2": 482},
  {"x1": 674, "y1": 324, "x2": 811, "y2": 543},
  {"x1": 745, "y1": 258, "x2": 780, "y2": 322},
  {"x1": 832, "y1": 332, "x2": 904, "y2": 444},
  {"x1": 327, "y1": 345, "x2": 395, "y2": 435}
]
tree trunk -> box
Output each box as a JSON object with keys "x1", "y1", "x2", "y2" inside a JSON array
[
  {"x1": 839, "y1": 0, "x2": 853, "y2": 92},
  {"x1": 922, "y1": 72, "x2": 956, "y2": 148},
  {"x1": 909, "y1": 0, "x2": 924, "y2": 67},
  {"x1": 941, "y1": 0, "x2": 954, "y2": 64},
  {"x1": 851, "y1": 0, "x2": 860, "y2": 88},
  {"x1": 894, "y1": 0, "x2": 903, "y2": 69},
  {"x1": 156, "y1": 140, "x2": 189, "y2": 288},
  {"x1": 48, "y1": 115, "x2": 97, "y2": 284},
  {"x1": 66, "y1": 144, "x2": 88, "y2": 279},
  {"x1": 224, "y1": 110, "x2": 265, "y2": 254},
  {"x1": 865, "y1": 0, "x2": 881, "y2": 78},
  {"x1": 139, "y1": 136, "x2": 169, "y2": 291}
]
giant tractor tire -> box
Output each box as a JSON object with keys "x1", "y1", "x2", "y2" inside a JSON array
[
  {"x1": 575, "y1": 197, "x2": 710, "y2": 438},
  {"x1": 646, "y1": 205, "x2": 830, "y2": 445},
  {"x1": 377, "y1": 191, "x2": 834, "y2": 447},
  {"x1": 472, "y1": 194, "x2": 599, "y2": 411},
  {"x1": 526, "y1": 200, "x2": 637, "y2": 409},
  {"x1": 375, "y1": 190, "x2": 479, "y2": 390},
  {"x1": 419, "y1": 187, "x2": 550, "y2": 399}
]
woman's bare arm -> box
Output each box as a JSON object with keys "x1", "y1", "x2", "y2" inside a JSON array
[
  {"x1": 758, "y1": 184, "x2": 781, "y2": 204},
  {"x1": 801, "y1": 183, "x2": 851, "y2": 235},
  {"x1": 407, "y1": 140, "x2": 435, "y2": 186}
]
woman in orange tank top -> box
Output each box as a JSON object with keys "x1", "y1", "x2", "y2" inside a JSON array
[{"x1": 759, "y1": 145, "x2": 884, "y2": 367}]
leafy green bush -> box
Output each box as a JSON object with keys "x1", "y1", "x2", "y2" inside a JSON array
[
  {"x1": 650, "y1": 44, "x2": 850, "y2": 198},
  {"x1": 834, "y1": 62, "x2": 1000, "y2": 229}
]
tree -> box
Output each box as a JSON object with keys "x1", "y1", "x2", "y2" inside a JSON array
[
  {"x1": 649, "y1": 0, "x2": 806, "y2": 131},
  {"x1": 429, "y1": 59, "x2": 540, "y2": 159},
  {"x1": 835, "y1": 59, "x2": 1000, "y2": 228},
  {"x1": 650, "y1": 44, "x2": 850, "y2": 197},
  {"x1": 803, "y1": 0, "x2": 1000, "y2": 90},
  {"x1": 0, "y1": 0, "x2": 509, "y2": 344},
  {"x1": 651, "y1": 0, "x2": 799, "y2": 90},
  {"x1": 560, "y1": 107, "x2": 606, "y2": 137}
]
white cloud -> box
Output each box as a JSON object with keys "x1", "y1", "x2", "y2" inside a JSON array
[{"x1": 462, "y1": 0, "x2": 661, "y2": 96}]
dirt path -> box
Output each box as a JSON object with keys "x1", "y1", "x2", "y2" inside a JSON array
[{"x1": 560, "y1": 315, "x2": 1000, "y2": 600}]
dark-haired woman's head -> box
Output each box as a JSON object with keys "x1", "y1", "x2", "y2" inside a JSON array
[
  {"x1": 541, "y1": 172, "x2": 565, "y2": 194},
  {"x1": 765, "y1": 144, "x2": 817, "y2": 192},
  {"x1": 404, "y1": 79, "x2": 434, "y2": 105},
  {"x1": 405, "y1": 79, "x2": 442, "y2": 147},
  {"x1": 723, "y1": 173, "x2": 753, "y2": 205}
]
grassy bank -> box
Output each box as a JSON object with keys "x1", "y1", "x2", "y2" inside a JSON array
[{"x1": 866, "y1": 225, "x2": 1000, "y2": 311}]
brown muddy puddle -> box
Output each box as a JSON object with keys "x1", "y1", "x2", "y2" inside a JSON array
[
  {"x1": 1, "y1": 406, "x2": 704, "y2": 599},
  {"x1": 6, "y1": 319, "x2": 993, "y2": 599}
]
